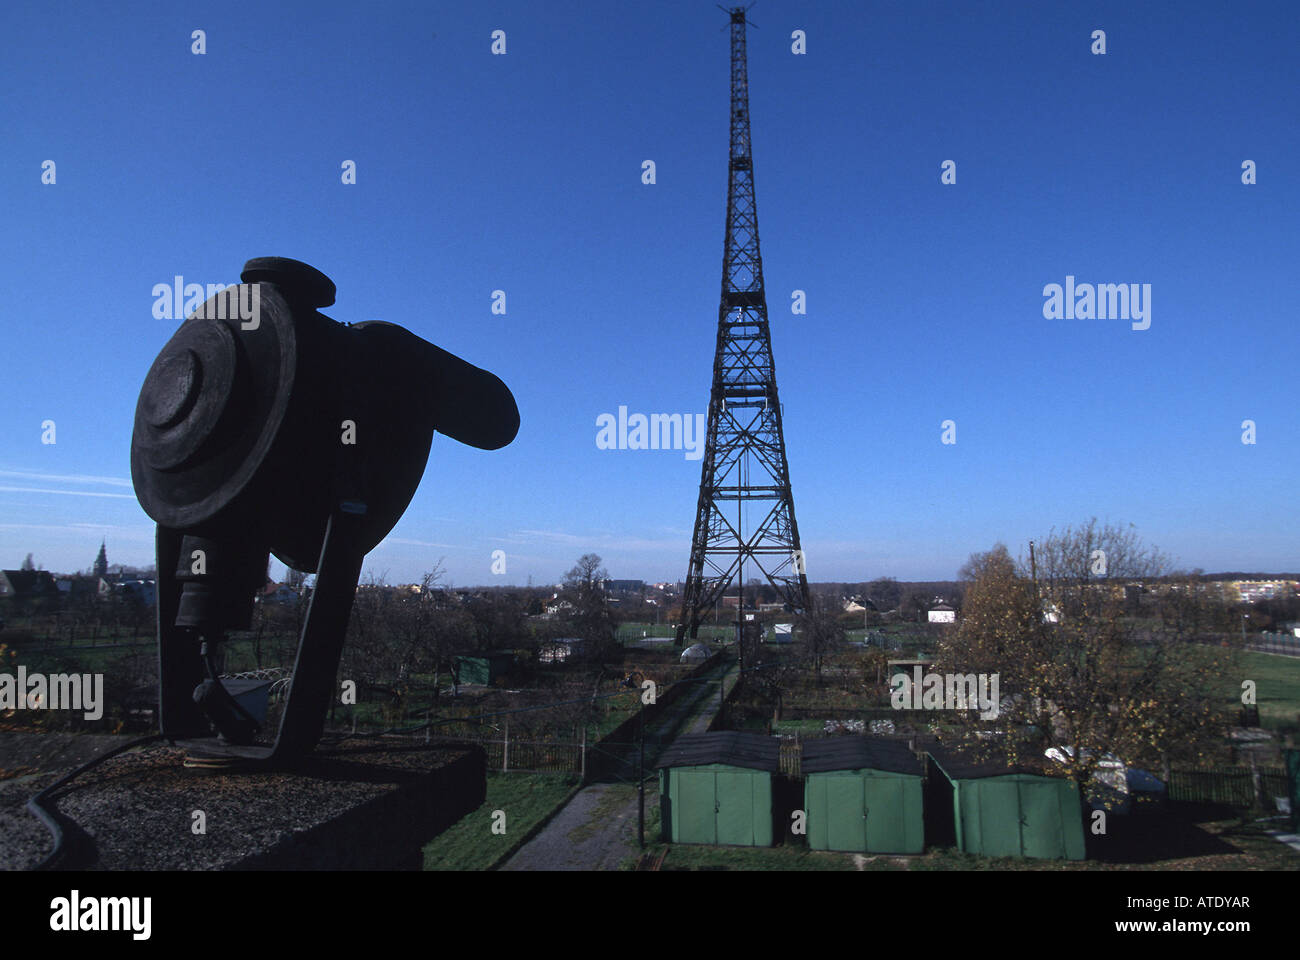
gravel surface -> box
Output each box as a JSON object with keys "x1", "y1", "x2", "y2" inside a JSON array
[
  {"x1": 0, "y1": 732, "x2": 137, "y2": 777},
  {"x1": 0, "y1": 736, "x2": 481, "y2": 870}
]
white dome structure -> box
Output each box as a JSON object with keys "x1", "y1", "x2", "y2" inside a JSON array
[{"x1": 680, "y1": 642, "x2": 712, "y2": 663}]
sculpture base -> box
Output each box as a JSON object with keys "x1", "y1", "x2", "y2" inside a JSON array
[{"x1": 0, "y1": 738, "x2": 486, "y2": 871}]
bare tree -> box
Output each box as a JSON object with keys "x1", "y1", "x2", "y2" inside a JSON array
[
  {"x1": 560, "y1": 553, "x2": 615, "y2": 659},
  {"x1": 744, "y1": 623, "x2": 802, "y2": 722},
  {"x1": 800, "y1": 594, "x2": 845, "y2": 684}
]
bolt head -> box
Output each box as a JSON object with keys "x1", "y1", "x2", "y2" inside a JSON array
[{"x1": 142, "y1": 348, "x2": 200, "y2": 428}]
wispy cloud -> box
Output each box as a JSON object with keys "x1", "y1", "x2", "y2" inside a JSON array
[
  {"x1": 0, "y1": 486, "x2": 136, "y2": 499},
  {"x1": 491, "y1": 529, "x2": 685, "y2": 552},
  {"x1": 0, "y1": 522, "x2": 155, "y2": 545},
  {"x1": 0, "y1": 469, "x2": 132, "y2": 488},
  {"x1": 381, "y1": 537, "x2": 457, "y2": 548},
  {"x1": 507, "y1": 529, "x2": 585, "y2": 545}
]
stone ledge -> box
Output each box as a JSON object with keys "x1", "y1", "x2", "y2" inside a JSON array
[{"x1": 0, "y1": 738, "x2": 486, "y2": 870}]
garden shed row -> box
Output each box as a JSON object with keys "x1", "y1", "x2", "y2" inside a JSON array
[{"x1": 657, "y1": 733, "x2": 1086, "y2": 860}]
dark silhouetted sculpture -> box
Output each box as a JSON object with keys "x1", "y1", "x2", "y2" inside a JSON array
[{"x1": 131, "y1": 256, "x2": 519, "y2": 764}]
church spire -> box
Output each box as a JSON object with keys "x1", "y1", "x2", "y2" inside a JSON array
[{"x1": 93, "y1": 541, "x2": 108, "y2": 578}]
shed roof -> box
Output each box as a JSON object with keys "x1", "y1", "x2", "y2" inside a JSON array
[
  {"x1": 802, "y1": 737, "x2": 924, "y2": 776},
  {"x1": 927, "y1": 744, "x2": 1053, "y2": 780},
  {"x1": 656, "y1": 731, "x2": 780, "y2": 773}
]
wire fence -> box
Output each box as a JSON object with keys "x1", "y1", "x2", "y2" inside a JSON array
[
  {"x1": 1167, "y1": 764, "x2": 1289, "y2": 809},
  {"x1": 435, "y1": 735, "x2": 586, "y2": 775},
  {"x1": 1246, "y1": 632, "x2": 1300, "y2": 657},
  {"x1": 339, "y1": 649, "x2": 734, "y2": 784}
]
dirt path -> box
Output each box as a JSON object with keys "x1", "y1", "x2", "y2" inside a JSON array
[
  {"x1": 501, "y1": 659, "x2": 736, "y2": 870},
  {"x1": 499, "y1": 782, "x2": 653, "y2": 871}
]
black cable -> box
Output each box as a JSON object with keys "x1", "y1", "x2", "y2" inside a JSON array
[
  {"x1": 200, "y1": 638, "x2": 263, "y2": 735},
  {"x1": 25, "y1": 733, "x2": 165, "y2": 871}
]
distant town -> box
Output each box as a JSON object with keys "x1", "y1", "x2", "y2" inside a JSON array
[{"x1": 4, "y1": 541, "x2": 1299, "y2": 637}]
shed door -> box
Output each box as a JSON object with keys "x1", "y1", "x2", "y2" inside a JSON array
[
  {"x1": 677, "y1": 768, "x2": 716, "y2": 844},
  {"x1": 1017, "y1": 781, "x2": 1064, "y2": 859},
  {"x1": 976, "y1": 780, "x2": 1022, "y2": 858},
  {"x1": 826, "y1": 776, "x2": 866, "y2": 852},
  {"x1": 715, "y1": 770, "x2": 755, "y2": 846},
  {"x1": 863, "y1": 776, "x2": 906, "y2": 853}
]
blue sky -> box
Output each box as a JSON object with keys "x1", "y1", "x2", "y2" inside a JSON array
[{"x1": 2, "y1": 0, "x2": 1296, "y2": 588}]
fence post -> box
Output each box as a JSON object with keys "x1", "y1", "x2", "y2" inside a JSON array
[
  {"x1": 503, "y1": 719, "x2": 509, "y2": 773},
  {"x1": 1249, "y1": 753, "x2": 1261, "y2": 809},
  {"x1": 580, "y1": 726, "x2": 587, "y2": 783}
]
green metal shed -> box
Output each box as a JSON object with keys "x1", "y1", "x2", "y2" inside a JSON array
[
  {"x1": 803, "y1": 737, "x2": 925, "y2": 853},
  {"x1": 657, "y1": 732, "x2": 779, "y2": 847},
  {"x1": 453, "y1": 651, "x2": 515, "y2": 686},
  {"x1": 926, "y1": 746, "x2": 1086, "y2": 860}
]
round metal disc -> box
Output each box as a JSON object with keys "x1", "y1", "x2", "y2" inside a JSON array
[{"x1": 131, "y1": 283, "x2": 297, "y2": 529}]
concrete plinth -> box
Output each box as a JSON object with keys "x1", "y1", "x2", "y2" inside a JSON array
[{"x1": 0, "y1": 738, "x2": 485, "y2": 871}]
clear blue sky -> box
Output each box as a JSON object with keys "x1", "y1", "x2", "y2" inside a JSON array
[{"x1": 2, "y1": 0, "x2": 1296, "y2": 588}]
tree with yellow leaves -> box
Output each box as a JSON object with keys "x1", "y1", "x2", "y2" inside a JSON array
[{"x1": 936, "y1": 521, "x2": 1239, "y2": 794}]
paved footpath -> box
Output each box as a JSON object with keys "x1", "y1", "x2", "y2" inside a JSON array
[
  {"x1": 499, "y1": 782, "x2": 653, "y2": 871},
  {"x1": 501, "y1": 659, "x2": 738, "y2": 871}
]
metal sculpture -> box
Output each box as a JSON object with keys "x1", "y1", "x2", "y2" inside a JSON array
[{"x1": 131, "y1": 256, "x2": 519, "y2": 764}]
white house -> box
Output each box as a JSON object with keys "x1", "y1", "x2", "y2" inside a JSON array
[{"x1": 927, "y1": 603, "x2": 955, "y2": 624}]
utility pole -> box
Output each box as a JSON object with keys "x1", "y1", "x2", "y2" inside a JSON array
[
  {"x1": 676, "y1": 5, "x2": 810, "y2": 645},
  {"x1": 624, "y1": 671, "x2": 648, "y2": 849},
  {"x1": 638, "y1": 691, "x2": 646, "y2": 849}
]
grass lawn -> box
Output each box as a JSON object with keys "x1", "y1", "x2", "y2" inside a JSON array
[
  {"x1": 646, "y1": 842, "x2": 858, "y2": 871},
  {"x1": 770, "y1": 718, "x2": 832, "y2": 734},
  {"x1": 422, "y1": 771, "x2": 579, "y2": 871},
  {"x1": 617, "y1": 622, "x2": 734, "y2": 643},
  {"x1": 1233, "y1": 650, "x2": 1300, "y2": 731}
]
